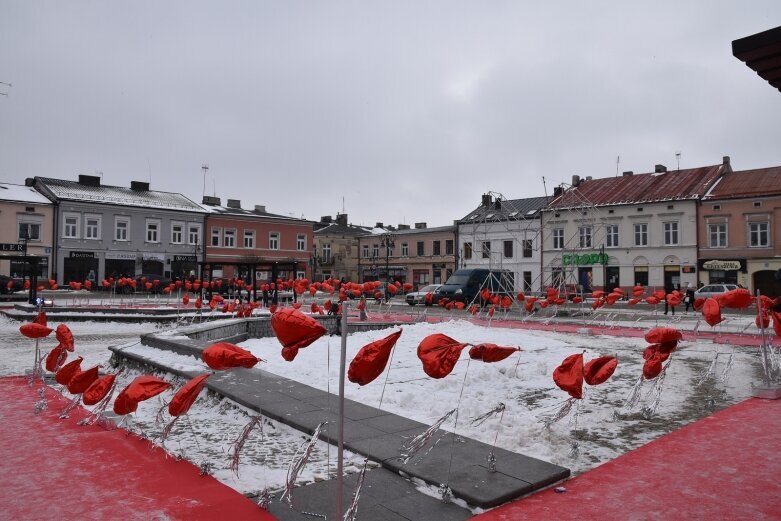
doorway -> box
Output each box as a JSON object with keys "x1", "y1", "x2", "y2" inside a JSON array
[
  {"x1": 664, "y1": 266, "x2": 681, "y2": 291},
  {"x1": 606, "y1": 266, "x2": 620, "y2": 292}
]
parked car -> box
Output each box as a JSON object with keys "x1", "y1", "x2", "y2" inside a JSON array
[
  {"x1": 405, "y1": 284, "x2": 443, "y2": 306},
  {"x1": 0, "y1": 275, "x2": 23, "y2": 294},
  {"x1": 437, "y1": 269, "x2": 514, "y2": 304},
  {"x1": 694, "y1": 283, "x2": 739, "y2": 299}
]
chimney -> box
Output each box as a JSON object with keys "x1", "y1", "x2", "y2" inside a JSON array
[
  {"x1": 398, "y1": 224, "x2": 410, "y2": 230},
  {"x1": 78, "y1": 174, "x2": 101, "y2": 186},
  {"x1": 130, "y1": 181, "x2": 149, "y2": 191},
  {"x1": 494, "y1": 199, "x2": 502, "y2": 210},
  {"x1": 481, "y1": 194, "x2": 492, "y2": 207},
  {"x1": 226, "y1": 199, "x2": 241, "y2": 209},
  {"x1": 723, "y1": 156, "x2": 731, "y2": 167},
  {"x1": 254, "y1": 205, "x2": 266, "y2": 213},
  {"x1": 320, "y1": 215, "x2": 332, "y2": 223},
  {"x1": 336, "y1": 213, "x2": 347, "y2": 226},
  {"x1": 375, "y1": 222, "x2": 384, "y2": 229},
  {"x1": 585, "y1": 176, "x2": 592, "y2": 181},
  {"x1": 622, "y1": 171, "x2": 633, "y2": 176},
  {"x1": 25, "y1": 178, "x2": 35, "y2": 187},
  {"x1": 553, "y1": 186, "x2": 563, "y2": 197},
  {"x1": 571, "y1": 174, "x2": 580, "y2": 186},
  {"x1": 414, "y1": 222, "x2": 427, "y2": 229},
  {"x1": 655, "y1": 164, "x2": 667, "y2": 173},
  {"x1": 202, "y1": 195, "x2": 221, "y2": 206}
]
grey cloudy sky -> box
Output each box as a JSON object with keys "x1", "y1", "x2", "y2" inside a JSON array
[{"x1": 1, "y1": 2, "x2": 780, "y2": 228}]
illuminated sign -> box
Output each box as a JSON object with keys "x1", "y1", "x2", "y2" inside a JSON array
[{"x1": 562, "y1": 252, "x2": 608, "y2": 266}]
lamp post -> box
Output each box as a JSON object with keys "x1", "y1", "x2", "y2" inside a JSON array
[
  {"x1": 381, "y1": 231, "x2": 395, "y2": 300},
  {"x1": 310, "y1": 245, "x2": 322, "y2": 283}
]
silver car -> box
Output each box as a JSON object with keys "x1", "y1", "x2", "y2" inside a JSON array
[
  {"x1": 694, "y1": 283, "x2": 739, "y2": 299},
  {"x1": 405, "y1": 284, "x2": 443, "y2": 306}
]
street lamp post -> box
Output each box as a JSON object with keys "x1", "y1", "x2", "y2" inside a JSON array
[{"x1": 381, "y1": 232, "x2": 395, "y2": 301}]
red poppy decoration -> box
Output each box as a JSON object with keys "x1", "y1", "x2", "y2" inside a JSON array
[
  {"x1": 645, "y1": 296, "x2": 659, "y2": 305},
  {"x1": 628, "y1": 298, "x2": 640, "y2": 305},
  {"x1": 516, "y1": 292, "x2": 526, "y2": 301},
  {"x1": 33, "y1": 311, "x2": 48, "y2": 326},
  {"x1": 82, "y1": 373, "x2": 119, "y2": 406},
  {"x1": 702, "y1": 298, "x2": 724, "y2": 327},
  {"x1": 201, "y1": 342, "x2": 260, "y2": 370},
  {"x1": 348, "y1": 330, "x2": 403, "y2": 386},
  {"x1": 643, "y1": 356, "x2": 664, "y2": 379},
  {"x1": 583, "y1": 356, "x2": 618, "y2": 386},
  {"x1": 417, "y1": 334, "x2": 469, "y2": 379},
  {"x1": 168, "y1": 373, "x2": 210, "y2": 417},
  {"x1": 183, "y1": 294, "x2": 190, "y2": 305},
  {"x1": 55, "y1": 357, "x2": 83, "y2": 386},
  {"x1": 67, "y1": 365, "x2": 101, "y2": 394},
  {"x1": 693, "y1": 297, "x2": 706, "y2": 311},
  {"x1": 553, "y1": 353, "x2": 584, "y2": 399},
  {"x1": 632, "y1": 285, "x2": 644, "y2": 297},
  {"x1": 644, "y1": 327, "x2": 683, "y2": 344},
  {"x1": 572, "y1": 296, "x2": 583, "y2": 304},
  {"x1": 666, "y1": 294, "x2": 681, "y2": 306},
  {"x1": 718, "y1": 288, "x2": 753, "y2": 309},
  {"x1": 45, "y1": 345, "x2": 68, "y2": 372},
  {"x1": 56, "y1": 324, "x2": 75, "y2": 351},
  {"x1": 653, "y1": 289, "x2": 666, "y2": 300},
  {"x1": 19, "y1": 322, "x2": 53, "y2": 339},
  {"x1": 113, "y1": 375, "x2": 173, "y2": 415},
  {"x1": 271, "y1": 308, "x2": 327, "y2": 361},
  {"x1": 468, "y1": 343, "x2": 520, "y2": 363}
]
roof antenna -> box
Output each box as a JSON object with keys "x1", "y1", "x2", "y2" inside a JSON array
[
  {"x1": 147, "y1": 158, "x2": 152, "y2": 183},
  {"x1": 675, "y1": 151, "x2": 681, "y2": 171},
  {"x1": 342, "y1": 196, "x2": 345, "y2": 214},
  {"x1": 0, "y1": 81, "x2": 10, "y2": 97},
  {"x1": 616, "y1": 155, "x2": 620, "y2": 177},
  {"x1": 201, "y1": 164, "x2": 209, "y2": 198}
]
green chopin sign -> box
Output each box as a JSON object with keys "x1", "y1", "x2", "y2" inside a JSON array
[{"x1": 562, "y1": 252, "x2": 608, "y2": 266}]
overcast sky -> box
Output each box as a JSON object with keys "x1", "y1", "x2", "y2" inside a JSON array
[{"x1": 1, "y1": 2, "x2": 780, "y2": 228}]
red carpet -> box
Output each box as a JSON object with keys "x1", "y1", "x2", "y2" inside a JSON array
[
  {"x1": 0, "y1": 377, "x2": 275, "y2": 521},
  {"x1": 473, "y1": 397, "x2": 781, "y2": 521}
]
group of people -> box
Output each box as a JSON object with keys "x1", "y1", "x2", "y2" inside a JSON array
[{"x1": 663, "y1": 283, "x2": 696, "y2": 315}]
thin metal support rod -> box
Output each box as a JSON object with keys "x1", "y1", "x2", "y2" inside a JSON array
[
  {"x1": 336, "y1": 303, "x2": 348, "y2": 520},
  {"x1": 757, "y1": 290, "x2": 772, "y2": 386}
]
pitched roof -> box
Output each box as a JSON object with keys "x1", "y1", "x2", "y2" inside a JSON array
[
  {"x1": 0, "y1": 183, "x2": 53, "y2": 205},
  {"x1": 704, "y1": 167, "x2": 781, "y2": 199},
  {"x1": 459, "y1": 195, "x2": 548, "y2": 223},
  {"x1": 34, "y1": 177, "x2": 204, "y2": 212},
  {"x1": 548, "y1": 164, "x2": 725, "y2": 209},
  {"x1": 314, "y1": 221, "x2": 373, "y2": 236},
  {"x1": 201, "y1": 202, "x2": 313, "y2": 224},
  {"x1": 359, "y1": 224, "x2": 456, "y2": 238}
]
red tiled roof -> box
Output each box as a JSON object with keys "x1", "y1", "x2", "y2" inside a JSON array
[
  {"x1": 548, "y1": 164, "x2": 725, "y2": 209},
  {"x1": 705, "y1": 167, "x2": 781, "y2": 199}
]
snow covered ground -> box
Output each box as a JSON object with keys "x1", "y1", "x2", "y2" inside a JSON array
[{"x1": 0, "y1": 313, "x2": 768, "y2": 500}]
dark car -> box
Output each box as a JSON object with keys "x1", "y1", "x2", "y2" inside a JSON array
[
  {"x1": 437, "y1": 268, "x2": 514, "y2": 304},
  {"x1": 0, "y1": 275, "x2": 23, "y2": 294}
]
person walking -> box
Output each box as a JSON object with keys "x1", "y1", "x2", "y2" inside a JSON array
[
  {"x1": 684, "y1": 283, "x2": 695, "y2": 312},
  {"x1": 663, "y1": 283, "x2": 677, "y2": 315}
]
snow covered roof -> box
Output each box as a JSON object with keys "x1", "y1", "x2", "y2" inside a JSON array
[
  {"x1": 33, "y1": 177, "x2": 205, "y2": 212},
  {"x1": 200, "y1": 201, "x2": 313, "y2": 224},
  {"x1": 0, "y1": 183, "x2": 53, "y2": 205},
  {"x1": 314, "y1": 221, "x2": 372, "y2": 236},
  {"x1": 361, "y1": 224, "x2": 456, "y2": 237},
  {"x1": 459, "y1": 195, "x2": 548, "y2": 223}
]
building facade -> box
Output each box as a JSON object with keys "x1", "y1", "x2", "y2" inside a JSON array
[
  {"x1": 201, "y1": 197, "x2": 314, "y2": 283},
  {"x1": 30, "y1": 175, "x2": 205, "y2": 284},
  {"x1": 357, "y1": 223, "x2": 456, "y2": 289},
  {"x1": 0, "y1": 183, "x2": 55, "y2": 281},
  {"x1": 699, "y1": 166, "x2": 781, "y2": 296},
  {"x1": 458, "y1": 194, "x2": 547, "y2": 293},
  {"x1": 542, "y1": 159, "x2": 730, "y2": 293},
  {"x1": 313, "y1": 214, "x2": 371, "y2": 282}
]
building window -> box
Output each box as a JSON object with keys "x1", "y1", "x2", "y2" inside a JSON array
[
  {"x1": 504, "y1": 240, "x2": 513, "y2": 258},
  {"x1": 362, "y1": 244, "x2": 369, "y2": 258},
  {"x1": 634, "y1": 266, "x2": 649, "y2": 286},
  {"x1": 753, "y1": 201, "x2": 762, "y2": 208},
  {"x1": 115, "y1": 217, "x2": 129, "y2": 241},
  {"x1": 244, "y1": 230, "x2": 255, "y2": 248},
  {"x1": 171, "y1": 222, "x2": 184, "y2": 244},
  {"x1": 433, "y1": 241, "x2": 441, "y2": 255},
  {"x1": 708, "y1": 223, "x2": 727, "y2": 248},
  {"x1": 578, "y1": 226, "x2": 592, "y2": 248},
  {"x1": 712, "y1": 204, "x2": 721, "y2": 210},
  {"x1": 749, "y1": 222, "x2": 769, "y2": 247},
  {"x1": 269, "y1": 232, "x2": 279, "y2": 250},
  {"x1": 417, "y1": 241, "x2": 424, "y2": 256},
  {"x1": 553, "y1": 228, "x2": 564, "y2": 250},
  {"x1": 606, "y1": 225, "x2": 619, "y2": 247},
  {"x1": 63, "y1": 214, "x2": 80, "y2": 239},
  {"x1": 146, "y1": 219, "x2": 160, "y2": 243},
  {"x1": 523, "y1": 271, "x2": 533, "y2": 292},
  {"x1": 18, "y1": 222, "x2": 41, "y2": 241},
  {"x1": 372, "y1": 244, "x2": 380, "y2": 257},
  {"x1": 401, "y1": 243, "x2": 409, "y2": 256},
  {"x1": 445, "y1": 240, "x2": 454, "y2": 255},
  {"x1": 663, "y1": 221, "x2": 679, "y2": 245},
  {"x1": 322, "y1": 243, "x2": 331, "y2": 262},
  {"x1": 481, "y1": 241, "x2": 491, "y2": 259},
  {"x1": 297, "y1": 234, "x2": 306, "y2": 251},
  {"x1": 522, "y1": 239, "x2": 533, "y2": 258},
  {"x1": 211, "y1": 227, "x2": 222, "y2": 247},
  {"x1": 634, "y1": 223, "x2": 648, "y2": 247},
  {"x1": 188, "y1": 224, "x2": 201, "y2": 245},
  {"x1": 463, "y1": 242, "x2": 472, "y2": 259},
  {"x1": 224, "y1": 229, "x2": 236, "y2": 247},
  {"x1": 83, "y1": 215, "x2": 101, "y2": 240}
]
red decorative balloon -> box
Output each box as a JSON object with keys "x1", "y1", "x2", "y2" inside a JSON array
[
  {"x1": 201, "y1": 342, "x2": 260, "y2": 370},
  {"x1": 718, "y1": 288, "x2": 753, "y2": 309},
  {"x1": 168, "y1": 373, "x2": 210, "y2": 417},
  {"x1": 83, "y1": 373, "x2": 120, "y2": 405},
  {"x1": 583, "y1": 356, "x2": 618, "y2": 386},
  {"x1": 45, "y1": 345, "x2": 68, "y2": 372},
  {"x1": 33, "y1": 311, "x2": 47, "y2": 326},
  {"x1": 19, "y1": 322, "x2": 53, "y2": 339},
  {"x1": 56, "y1": 324, "x2": 75, "y2": 351},
  {"x1": 271, "y1": 308, "x2": 327, "y2": 361},
  {"x1": 417, "y1": 334, "x2": 468, "y2": 379},
  {"x1": 553, "y1": 353, "x2": 584, "y2": 399},
  {"x1": 468, "y1": 343, "x2": 519, "y2": 363},
  {"x1": 702, "y1": 298, "x2": 724, "y2": 327},
  {"x1": 55, "y1": 357, "x2": 83, "y2": 386},
  {"x1": 67, "y1": 365, "x2": 101, "y2": 394},
  {"x1": 348, "y1": 330, "x2": 403, "y2": 386},
  {"x1": 113, "y1": 375, "x2": 172, "y2": 415},
  {"x1": 644, "y1": 327, "x2": 683, "y2": 344},
  {"x1": 643, "y1": 356, "x2": 664, "y2": 379}
]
